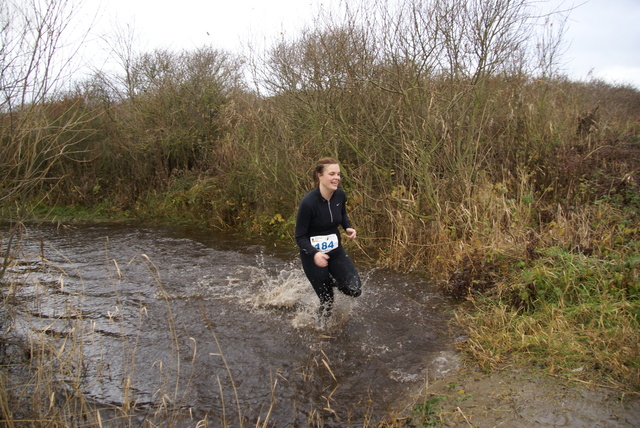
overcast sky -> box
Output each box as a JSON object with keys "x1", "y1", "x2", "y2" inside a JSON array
[{"x1": 78, "y1": 0, "x2": 640, "y2": 88}]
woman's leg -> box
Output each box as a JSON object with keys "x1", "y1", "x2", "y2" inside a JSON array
[
  {"x1": 300, "y1": 252, "x2": 334, "y2": 316},
  {"x1": 328, "y1": 248, "x2": 362, "y2": 297}
]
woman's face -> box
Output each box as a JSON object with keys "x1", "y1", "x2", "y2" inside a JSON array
[{"x1": 318, "y1": 163, "x2": 341, "y2": 192}]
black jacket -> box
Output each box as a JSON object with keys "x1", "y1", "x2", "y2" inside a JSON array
[{"x1": 295, "y1": 187, "x2": 351, "y2": 256}]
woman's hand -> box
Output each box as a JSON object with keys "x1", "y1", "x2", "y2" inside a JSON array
[
  {"x1": 314, "y1": 251, "x2": 329, "y2": 267},
  {"x1": 345, "y1": 228, "x2": 357, "y2": 239}
]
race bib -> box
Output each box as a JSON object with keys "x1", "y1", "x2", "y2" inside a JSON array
[{"x1": 310, "y1": 234, "x2": 339, "y2": 253}]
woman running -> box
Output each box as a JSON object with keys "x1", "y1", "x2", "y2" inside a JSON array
[{"x1": 295, "y1": 157, "x2": 362, "y2": 323}]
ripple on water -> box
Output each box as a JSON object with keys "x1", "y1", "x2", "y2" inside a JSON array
[{"x1": 3, "y1": 223, "x2": 459, "y2": 426}]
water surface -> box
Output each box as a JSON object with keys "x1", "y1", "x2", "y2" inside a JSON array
[{"x1": 2, "y1": 223, "x2": 459, "y2": 426}]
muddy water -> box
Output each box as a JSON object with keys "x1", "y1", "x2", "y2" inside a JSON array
[{"x1": 3, "y1": 223, "x2": 460, "y2": 426}]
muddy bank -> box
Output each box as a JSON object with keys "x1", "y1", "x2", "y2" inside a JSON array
[{"x1": 415, "y1": 366, "x2": 640, "y2": 427}]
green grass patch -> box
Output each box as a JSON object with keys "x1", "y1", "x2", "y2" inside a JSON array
[
  {"x1": 407, "y1": 396, "x2": 445, "y2": 427},
  {"x1": 1, "y1": 200, "x2": 134, "y2": 223},
  {"x1": 456, "y1": 244, "x2": 640, "y2": 391}
]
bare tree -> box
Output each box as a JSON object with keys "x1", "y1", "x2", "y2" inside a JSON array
[
  {"x1": 0, "y1": 0, "x2": 93, "y2": 208},
  {"x1": 1, "y1": 0, "x2": 98, "y2": 287}
]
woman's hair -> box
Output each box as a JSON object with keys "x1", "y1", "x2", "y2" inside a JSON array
[{"x1": 313, "y1": 157, "x2": 339, "y2": 186}]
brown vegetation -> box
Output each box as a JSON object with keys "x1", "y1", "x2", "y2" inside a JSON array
[{"x1": 1, "y1": 0, "x2": 639, "y2": 425}]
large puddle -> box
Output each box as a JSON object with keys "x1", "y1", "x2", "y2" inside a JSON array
[{"x1": 1, "y1": 223, "x2": 460, "y2": 426}]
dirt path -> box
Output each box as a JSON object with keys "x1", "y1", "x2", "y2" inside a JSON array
[{"x1": 417, "y1": 367, "x2": 640, "y2": 427}]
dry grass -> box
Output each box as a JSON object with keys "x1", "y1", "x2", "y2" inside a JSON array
[
  {"x1": 3, "y1": 0, "x2": 640, "y2": 423},
  {"x1": 453, "y1": 213, "x2": 640, "y2": 392}
]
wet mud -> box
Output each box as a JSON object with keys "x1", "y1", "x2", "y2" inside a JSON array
[{"x1": 418, "y1": 366, "x2": 640, "y2": 427}]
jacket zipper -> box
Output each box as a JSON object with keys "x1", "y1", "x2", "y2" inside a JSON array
[{"x1": 326, "y1": 200, "x2": 333, "y2": 223}]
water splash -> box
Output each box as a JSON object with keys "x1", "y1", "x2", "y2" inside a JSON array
[{"x1": 215, "y1": 255, "x2": 367, "y2": 332}]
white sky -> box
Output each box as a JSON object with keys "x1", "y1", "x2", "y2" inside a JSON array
[
  {"x1": 76, "y1": 0, "x2": 640, "y2": 88},
  {"x1": 554, "y1": 0, "x2": 640, "y2": 88}
]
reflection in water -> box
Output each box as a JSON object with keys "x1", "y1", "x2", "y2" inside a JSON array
[{"x1": 1, "y1": 223, "x2": 460, "y2": 426}]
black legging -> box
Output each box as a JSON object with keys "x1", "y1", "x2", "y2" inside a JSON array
[{"x1": 300, "y1": 247, "x2": 361, "y2": 315}]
